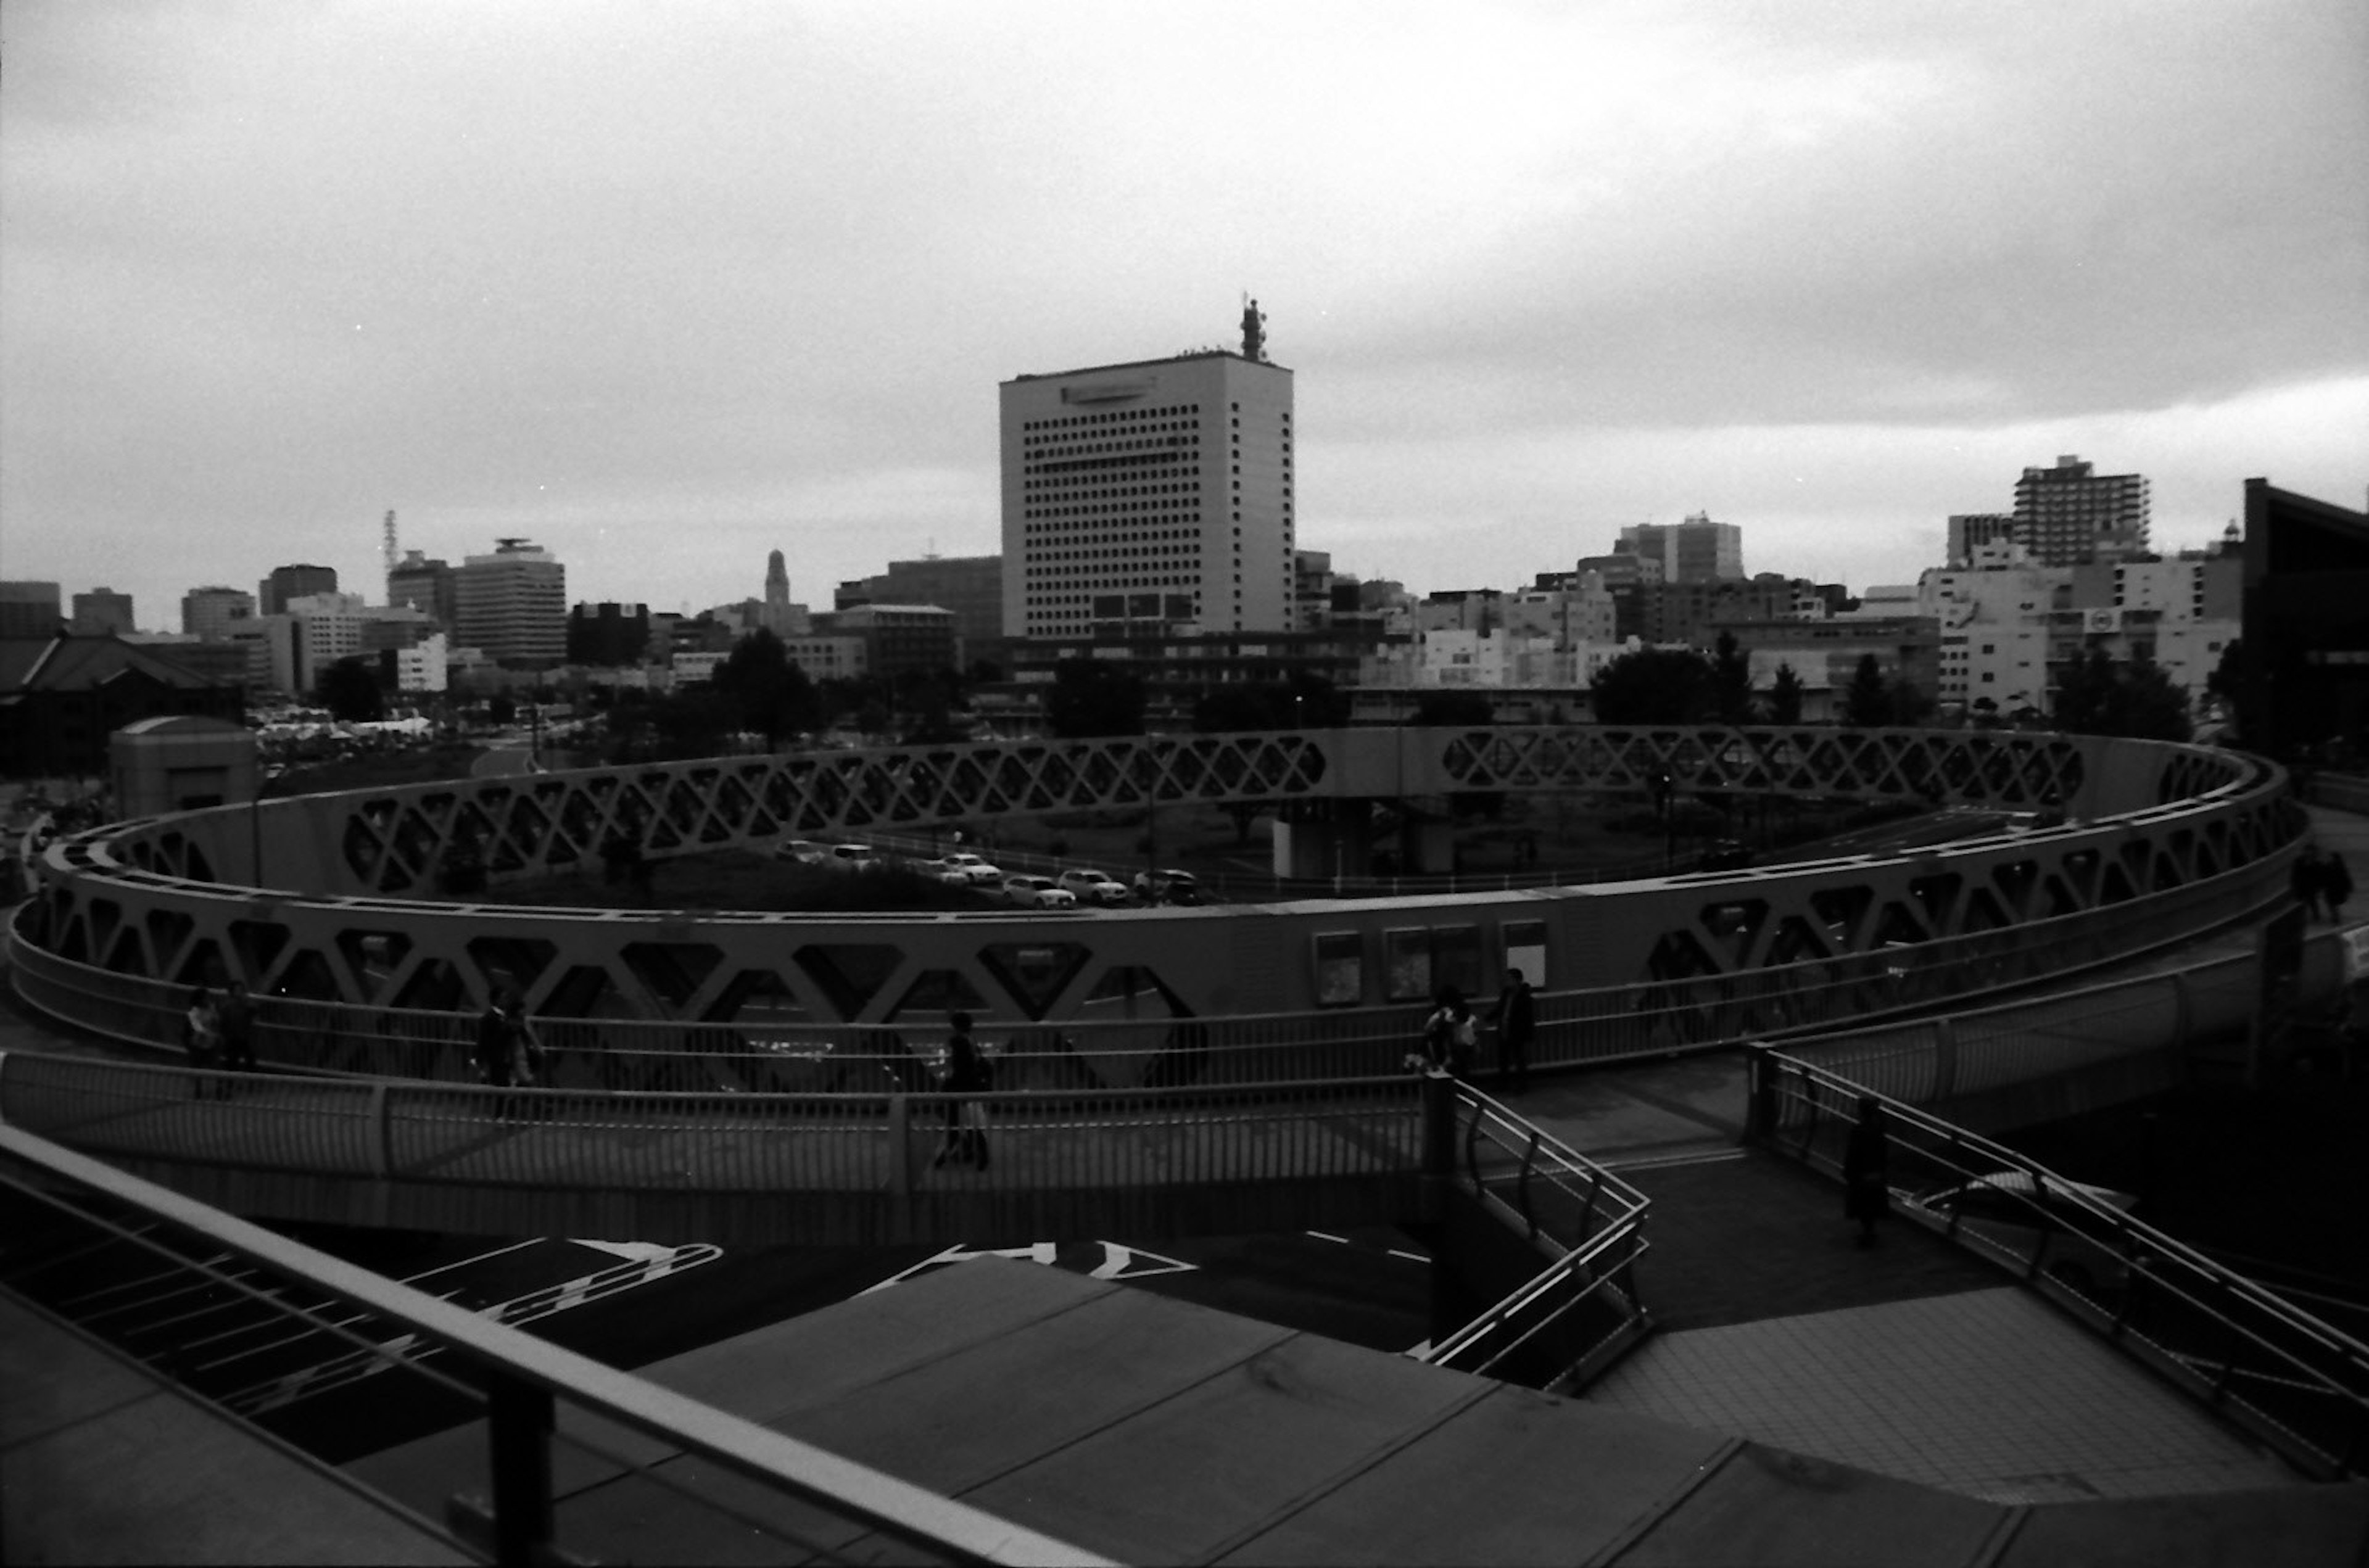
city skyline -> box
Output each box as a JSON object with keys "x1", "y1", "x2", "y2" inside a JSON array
[{"x1": 4, "y1": 4, "x2": 2363, "y2": 625}]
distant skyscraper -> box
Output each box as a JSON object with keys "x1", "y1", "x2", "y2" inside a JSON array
[
  {"x1": 387, "y1": 550, "x2": 457, "y2": 629},
  {"x1": 70, "y1": 587, "x2": 136, "y2": 635},
  {"x1": 182, "y1": 586, "x2": 257, "y2": 641},
  {"x1": 2013, "y1": 455, "x2": 2150, "y2": 567},
  {"x1": 259, "y1": 564, "x2": 338, "y2": 616},
  {"x1": 455, "y1": 539, "x2": 566, "y2": 668},
  {"x1": 1619, "y1": 514, "x2": 1743, "y2": 583},
  {"x1": 1946, "y1": 514, "x2": 2020, "y2": 567},
  {"x1": 0, "y1": 581, "x2": 64, "y2": 640},
  {"x1": 1001, "y1": 311, "x2": 1293, "y2": 637},
  {"x1": 837, "y1": 555, "x2": 1002, "y2": 653},
  {"x1": 766, "y1": 550, "x2": 790, "y2": 610}
]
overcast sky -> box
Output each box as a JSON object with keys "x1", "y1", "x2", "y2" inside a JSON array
[{"x1": 5, "y1": 1, "x2": 2364, "y2": 629}]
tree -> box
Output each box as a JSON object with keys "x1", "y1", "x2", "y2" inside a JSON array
[
  {"x1": 2054, "y1": 648, "x2": 2191, "y2": 741},
  {"x1": 1767, "y1": 662, "x2": 1806, "y2": 725},
  {"x1": 1042, "y1": 658, "x2": 1146, "y2": 738},
  {"x1": 1711, "y1": 632, "x2": 1755, "y2": 724},
  {"x1": 1841, "y1": 654, "x2": 1893, "y2": 727},
  {"x1": 2205, "y1": 638, "x2": 2244, "y2": 732},
  {"x1": 711, "y1": 629, "x2": 821, "y2": 746},
  {"x1": 317, "y1": 656, "x2": 384, "y2": 723},
  {"x1": 1592, "y1": 647, "x2": 1716, "y2": 724}
]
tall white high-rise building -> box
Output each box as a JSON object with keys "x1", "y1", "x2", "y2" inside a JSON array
[
  {"x1": 1000, "y1": 306, "x2": 1295, "y2": 637},
  {"x1": 455, "y1": 538, "x2": 566, "y2": 668}
]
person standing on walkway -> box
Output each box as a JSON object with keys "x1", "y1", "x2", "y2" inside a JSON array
[
  {"x1": 1842, "y1": 1096, "x2": 1890, "y2": 1247},
  {"x1": 933, "y1": 1011, "x2": 992, "y2": 1169},
  {"x1": 183, "y1": 986, "x2": 223, "y2": 1097},
  {"x1": 217, "y1": 981, "x2": 258, "y2": 1075},
  {"x1": 2294, "y1": 846, "x2": 2326, "y2": 922},
  {"x1": 1491, "y1": 968, "x2": 1536, "y2": 1092}
]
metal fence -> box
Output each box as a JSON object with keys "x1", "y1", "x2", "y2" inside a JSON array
[
  {"x1": 0, "y1": 1049, "x2": 1429, "y2": 1204},
  {"x1": 1418, "y1": 1084, "x2": 1653, "y2": 1390},
  {"x1": 1, "y1": 1122, "x2": 1112, "y2": 1567},
  {"x1": 6, "y1": 858, "x2": 2293, "y2": 1097},
  {"x1": 1745, "y1": 1048, "x2": 2369, "y2": 1482}
]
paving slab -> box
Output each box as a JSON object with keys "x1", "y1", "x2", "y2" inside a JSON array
[{"x1": 1, "y1": 1294, "x2": 469, "y2": 1566}]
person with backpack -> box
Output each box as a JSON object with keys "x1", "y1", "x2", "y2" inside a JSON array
[
  {"x1": 933, "y1": 1011, "x2": 993, "y2": 1169},
  {"x1": 1421, "y1": 986, "x2": 1475, "y2": 1076}
]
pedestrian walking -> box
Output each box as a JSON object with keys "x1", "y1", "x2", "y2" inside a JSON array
[
  {"x1": 1490, "y1": 968, "x2": 1537, "y2": 1092},
  {"x1": 2323, "y1": 849, "x2": 2354, "y2": 925},
  {"x1": 474, "y1": 988, "x2": 536, "y2": 1120},
  {"x1": 932, "y1": 1011, "x2": 992, "y2": 1168},
  {"x1": 1842, "y1": 1096, "x2": 1890, "y2": 1248},
  {"x1": 217, "y1": 981, "x2": 258, "y2": 1074},
  {"x1": 183, "y1": 985, "x2": 224, "y2": 1097}
]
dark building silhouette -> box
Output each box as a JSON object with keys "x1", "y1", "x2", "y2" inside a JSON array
[
  {"x1": 2238, "y1": 479, "x2": 2369, "y2": 758},
  {"x1": 566, "y1": 602, "x2": 651, "y2": 667},
  {"x1": 258, "y1": 564, "x2": 339, "y2": 616},
  {"x1": 0, "y1": 633, "x2": 246, "y2": 778}
]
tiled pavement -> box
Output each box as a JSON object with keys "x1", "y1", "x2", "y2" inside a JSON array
[{"x1": 1587, "y1": 1287, "x2": 2303, "y2": 1505}]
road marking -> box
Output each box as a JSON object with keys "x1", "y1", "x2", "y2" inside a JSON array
[
  {"x1": 1386, "y1": 1248, "x2": 1431, "y2": 1265},
  {"x1": 1305, "y1": 1231, "x2": 1350, "y2": 1245}
]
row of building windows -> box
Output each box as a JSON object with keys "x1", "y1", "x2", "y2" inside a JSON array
[
  {"x1": 1023, "y1": 433, "x2": 1199, "y2": 461},
  {"x1": 1021, "y1": 403, "x2": 1201, "y2": 434}
]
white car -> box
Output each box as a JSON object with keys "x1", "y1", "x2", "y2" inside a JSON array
[
  {"x1": 1001, "y1": 874, "x2": 1077, "y2": 909},
  {"x1": 1056, "y1": 868, "x2": 1131, "y2": 906},
  {"x1": 929, "y1": 851, "x2": 1004, "y2": 887},
  {"x1": 774, "y1": 838, "x2": 828, "y2": 864}
]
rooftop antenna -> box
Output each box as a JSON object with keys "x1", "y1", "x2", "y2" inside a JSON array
[{"x1": 1240, "y1": 294, "x2": 1267, "y2": 363}]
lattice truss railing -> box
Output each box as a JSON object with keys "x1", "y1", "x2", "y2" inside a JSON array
[
  {"x1": 306, "y1": 725, "x2": 2183, "y2": 897},
  {"x1": 328, "y1": 733, "x2": 1337, "y2": 894},
  {"x1": 25, "y1": 729, "x2": 2293, "y2": 1026},
  {"x1": 1436, "y1": 726, "x2": 2096, "y2": 804}
]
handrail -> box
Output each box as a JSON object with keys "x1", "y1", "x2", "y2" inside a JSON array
[
  {"x1": 1745, "y1": 1046, "x2": 2369, "y2": 1480},
  {"x1": 1415, "y1": 1081, "x2": 1653, "y2": 1389},
  {"x1": 0, "y1": 1121, "x2": 1114, "y2": 1567}
]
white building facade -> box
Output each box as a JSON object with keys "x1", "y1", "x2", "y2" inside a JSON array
[
  {"x1": 455, "y1": 539, "x2": 567, "y2": 668},
  {"x1": 1001, "y1": 349, "x2": 1295, "y2": 639}
]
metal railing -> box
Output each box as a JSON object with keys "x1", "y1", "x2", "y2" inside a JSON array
[
  {"x1": 1417, "y1": 1083, "x2": 1653, "y2": 1390},
  {"x1": 1745, "y1": 1048, "x2": 2369, "y2": 1482},
  {"x1": 7, "y1": 857, "x2": 2294, "y2": 1096},
  {"x1": 0, "y1": 1122, "x2": 1113, "y2": 1567},
  {"x1": 0, "y1": 1049, "x2": 1428, "y2": 1207}
]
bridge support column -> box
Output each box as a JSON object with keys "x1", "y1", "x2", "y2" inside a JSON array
[
  {"x1": 486, "y1": 1377, "x2": 555, "y2": 1567},
  {"x1": 1271, "y1": 800, "x2": 1373, "y2": 881}
]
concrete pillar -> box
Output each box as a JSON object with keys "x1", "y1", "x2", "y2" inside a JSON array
[
  {"x1": 1401, "y1": 816, "x2": 1456, "y2": 875},
  {"x1": 1271, "y1": 799, "x2": 1373, "y2": 880}
]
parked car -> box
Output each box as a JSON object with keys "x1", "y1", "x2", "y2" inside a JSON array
[
  {"x1": 1001, "y1": 874, "x2": 1078, "y2": 909},
  {"x1": 1135, "y1": 868, "x2": 1202, "y2": 906},
  {"x1": 1903, "y1": 1170, "x2": 2140, "y2": 1300},
  {"x1": 929, "y1": 851, "x2": 1004, "y2": 887},
  {"x1": 823, "y1": 843, "x2": 877, "y2": 872},
  {"x1": 774, "y1": 838, "x2": 828, "y2": 864},
  {"x1": 1056, "y1": 868, "x2": 1131, "y2": 906}
]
